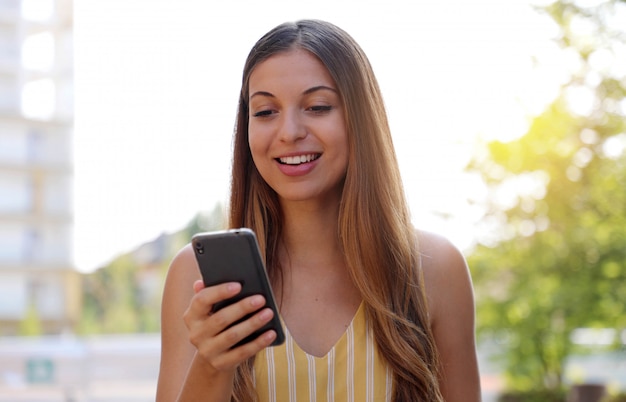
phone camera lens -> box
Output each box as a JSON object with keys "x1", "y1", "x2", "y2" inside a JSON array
[{"x1": 194, "y1": 241, "x2": 204, "y2": 254}]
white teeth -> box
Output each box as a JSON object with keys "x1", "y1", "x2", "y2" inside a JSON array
[{"x1": 280, "y1": 154, "x2": 318, "y2": 165}]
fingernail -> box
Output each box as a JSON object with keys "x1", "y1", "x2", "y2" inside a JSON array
[
  {"x1": 250, "y1": 295, "x2": 265, "y2": 307},
  {"x1": 264, "y1": 331, "x2": 277, "y2": 342},
  {"x1": 258, "y1": 308, "x2": 273, "y2": 321},
  {"x1": 228, "y1": 282, "x2": 241, "y2": 293}
]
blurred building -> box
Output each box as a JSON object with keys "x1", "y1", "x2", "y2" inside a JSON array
[{"x1": 0, "y1": 0, "x2": 79, "y2": 335}]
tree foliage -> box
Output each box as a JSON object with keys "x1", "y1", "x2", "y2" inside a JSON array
[{"x1": 467, "y1": 0, "x2": 626, "y2": 391}]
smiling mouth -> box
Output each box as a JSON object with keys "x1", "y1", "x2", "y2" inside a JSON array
[{"x1": 277, "y1": 154, "x2": 321, "y2": 165}]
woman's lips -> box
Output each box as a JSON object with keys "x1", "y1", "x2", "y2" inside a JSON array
[{"x1": 275, "y1": 153, "x2": 321, "y2": 176}]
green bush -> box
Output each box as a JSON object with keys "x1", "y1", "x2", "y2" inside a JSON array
[
  {"x1": 498, "y1": 390, "x2": 566, "y2": 402},
  {"x1": 605, "y1": 393, "x2": 626, "y2": 402}
]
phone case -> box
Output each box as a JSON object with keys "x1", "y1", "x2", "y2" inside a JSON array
[{"x1": 191, "y1": 228, "x2": 285, "y2": 347}]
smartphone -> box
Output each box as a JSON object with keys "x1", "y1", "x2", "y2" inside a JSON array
[{"x1": 191, "y1": 228, "x2": 285, "y2": 347}]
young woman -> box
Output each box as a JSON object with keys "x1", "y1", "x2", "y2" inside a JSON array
[{"x1": 157, "y1": 19, "x2": 480, "y2": 402}]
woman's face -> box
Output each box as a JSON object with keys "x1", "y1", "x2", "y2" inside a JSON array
[{"x1": 247, "y1": 48, "x2": 349, "y2": 205}]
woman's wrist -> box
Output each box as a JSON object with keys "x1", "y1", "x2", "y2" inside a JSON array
[{"x1": 177, "y1": 353, "x2": 236, "y2": 402}]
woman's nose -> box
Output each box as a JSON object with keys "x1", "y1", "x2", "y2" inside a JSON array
[{"x1": 278, "y1": 109, "x2": 307, "y2": 142}]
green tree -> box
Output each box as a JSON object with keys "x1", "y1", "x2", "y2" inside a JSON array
[{"x1": 467, "y1": 0, "x2": 626, "y2": 392}]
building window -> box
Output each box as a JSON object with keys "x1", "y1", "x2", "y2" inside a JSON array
[
  {"x1": 0, "y1": 173, "x2": 33, "y2": 214},
  {"x1": 44, "y1": 175, "x2": 71, "y2": 215},
  {"x1": 0, "y1": 125, "x2": 28, "y2": 164},
  {"x1": 0, "y1": 76, "x2": 19, "y2": 113},
  {"x1": 21, "y1": 79, "x2": 56, "y2": 120},
  {"x1": 21, "y1": 0, "x2": 54, "y2": 22},
  {"x1": 27, "y1": 128, "x2": 44, "y2": 162},
  {"x1": 0, "y1": 225, "x2": 27, "y2": 263},
  {"x1": 0, "y1": 274, "x2": 27, "y2": 319},
  {"x1": 22, "y1": 32, "x2": 55, "y2": 72}
]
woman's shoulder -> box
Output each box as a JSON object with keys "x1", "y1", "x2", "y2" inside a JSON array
[
  {"x1": 416, "y1": 230, "x2": 468, "y2": 275},
  {"x1": 171, "y1": 242, "x2": 197, "y2": 265},
  {"x1": 414, "y1": 230, "x2": 481, "y2": 399},
  {"x1": 165, "y1": 243, "x2": 202, "y2": 286},
  {"x1": 415, "y1": 230, "x2": 474, "y2": 325}
]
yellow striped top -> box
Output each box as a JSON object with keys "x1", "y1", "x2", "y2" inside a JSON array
[{"x1": 254, "y1": 303, "x2": 393, "y2": 402}]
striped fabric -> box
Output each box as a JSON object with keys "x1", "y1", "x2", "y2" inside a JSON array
[{"x1": 254, "y1": 303, "x2": 393, "y2": 402}]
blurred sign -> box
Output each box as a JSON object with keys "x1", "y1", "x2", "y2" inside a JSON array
[{"x1": 26, "y1": 357, "x2": 55, "y2": 384}]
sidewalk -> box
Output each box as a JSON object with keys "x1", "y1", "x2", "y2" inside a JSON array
[{"x1": 3, "y1": 333, "x2": 624, "y2": 402}]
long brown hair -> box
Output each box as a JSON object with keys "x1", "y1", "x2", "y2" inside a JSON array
[{"x1": 229, "y1": 19, "x2": 442, "y2": 402}]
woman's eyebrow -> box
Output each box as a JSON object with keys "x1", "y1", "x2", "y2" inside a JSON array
[
  {"x1": 250, "y1": 85, "x2": 338, "y2": 100},
  {"x1": 250, "y1": 90, "x2": 275, "y2": 100},
  {"x1": 303, "y1": 85, "x2": 338, "y2": 95}
]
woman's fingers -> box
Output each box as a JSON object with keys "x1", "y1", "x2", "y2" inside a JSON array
[
  {"x1": 206, "y1": 309, "x2": 278, "y2": 370},
  {"x1": 185, "y1": 282, "x2": 242, "y2": 318},
  {"x1": 214, "y1": 302, "x2": 272, "y2": 346},
  {"x1": 192, "y1": 279, "x2": 205, "y2": 293},
  {"x1": 183, "y1": 282, "x2": 276, "y2": 371},
  {"x1": 195, "y1": 294, "x2": 268, "y2": 343}
]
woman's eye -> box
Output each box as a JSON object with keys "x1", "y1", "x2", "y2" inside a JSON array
[
  {"x1": 309, "y1": 105, "x2": 333, "y2": 114},
  {"x1": 253, "y1": 110, "x2": 273, "y2": 117}
]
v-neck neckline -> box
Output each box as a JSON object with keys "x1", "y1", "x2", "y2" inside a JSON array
[{"x1": 282, "y1": 301, "x2": 365, "y2": 359}]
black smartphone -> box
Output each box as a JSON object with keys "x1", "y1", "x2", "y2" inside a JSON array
[{"x1": 191, "y1": 228, "x2": 285, "y2": 347}]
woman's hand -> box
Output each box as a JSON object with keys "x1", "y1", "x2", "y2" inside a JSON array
[
  {"x1": 156, "y1": 245, "x2": 277, "y2": 402},
  {"x1": 183, "y1": 280, "x2": 278, "y2": 373}
]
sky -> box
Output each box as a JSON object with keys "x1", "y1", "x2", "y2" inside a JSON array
[{"x1": 73, "y1": 0, "x2": 561, "y2": 272}]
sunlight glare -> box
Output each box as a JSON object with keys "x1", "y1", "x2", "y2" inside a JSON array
[
  {"x1": 21, "y1": 0, "x2": 54, "y2": 22},
  {"x1": 22, "y1": 32, "x2": 55, "y2": 71},
  {"x1": 21, "y1": 79, "x2": 55, "y2": 120}
]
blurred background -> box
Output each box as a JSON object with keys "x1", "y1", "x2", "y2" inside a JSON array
[{"x1": 0, "y1": 0, "x2": 625, "y2": 401}]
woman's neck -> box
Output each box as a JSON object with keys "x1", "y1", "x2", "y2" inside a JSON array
[{"x1": 278, "y1": 198, "x2": 344, "y2": 271}]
